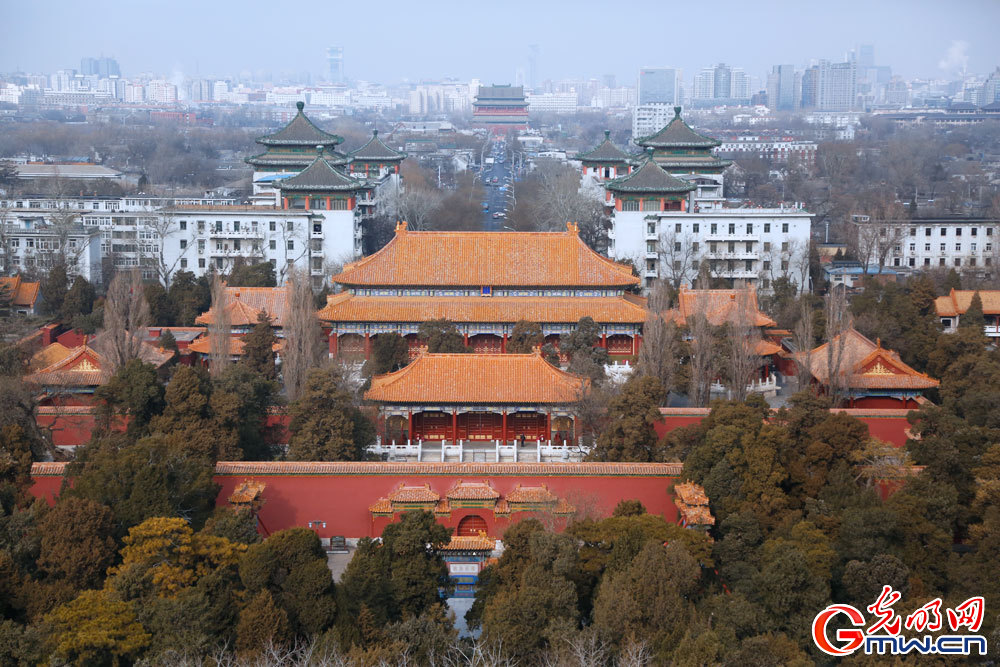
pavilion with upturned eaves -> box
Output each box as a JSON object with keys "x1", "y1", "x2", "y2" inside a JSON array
[
  {"x1": 364, "y1": 351, "x2": 587, "y2": 446},
  {"x1": 604, "y1": 150, "x2": 696, "y2": 214},
  {"x1": 348, "y1": 130, "x2": 406, "y2": 180},
  {"x1": 635, "y1": 106, "x2": 731, "y2": 175},
  {"x1": 576, "y1": 130, "x2": 633, "y2": 182},
  {"x1": 318, "y1": 222, "x2": 648, "y2": 359}
]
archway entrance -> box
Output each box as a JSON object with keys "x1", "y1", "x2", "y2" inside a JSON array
[{"x1": 457, "y1": 514, "x2": 488, "y2": 537}]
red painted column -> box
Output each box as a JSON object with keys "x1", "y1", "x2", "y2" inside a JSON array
[
  {"x1": 600, "y1": 333, "x2": 607, "y2": 349},
  {"x1": 329, "y1": 331, "x2": 337, "y2": 356},
  {"x1": 364, "y1": 333, "x2": 371, "y2": 359},
  {"x1": 452, "y1": 410, "x2": 458, "y2": 443},
  {"x1": 502, "y1": 411, "x2": 507, "y2": 445},
  {"x1": 501, "y1": 333, "x2": 507, "y2": 353},
  {"x1": 463, "y1": 333, "x2": 469, "y2": 349},
  {"x1": 545, "y1": 411, "x2": 551, "y2": 441},
  {"x1": 407, "y1": 410, "x2": 413, "y2": 441}
]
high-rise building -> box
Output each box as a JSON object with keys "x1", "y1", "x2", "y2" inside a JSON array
[
  {"x1": 816, "y1": 60, "x2": 858, "y2": 111},
  {"x1": 730, "y1": 68, "x2": 750, "y2": 101},
  {"x1": 80, "y1": 56, "x2": 120, "y2": 78},
  {"x1": 638, "y1": 68, "x2": 679, "y2": 105},
  {"x1": 766, "y1": 64, "x2": 798, "y2": 110},
  {"x1": 858, "y1": 44, "x2": 875, "y2": 70},
  {"x1": 693, "y1": 68, "x2": 714, "y2": 100},
  {"x1": 982, "y1": 67, "x2": 1000, "y2": 105},
  {"x1": 327, "y1": 46, "x2": 344, "y2": 83},
  {"x1": 801, "y1": 67, "x2": 818, "y2": 108},
  {"x1": 712, "y1": 63, "x2": 732, "y2": 100}
]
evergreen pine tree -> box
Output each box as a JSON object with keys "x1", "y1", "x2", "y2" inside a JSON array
[
  {"x1": 959, "y1": 291, "x2": 986, "y2": 332},
  {"x1": 240, "y1": 312, "x2": 277, "y2": 381}
]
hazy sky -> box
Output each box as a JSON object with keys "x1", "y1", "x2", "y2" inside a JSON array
[{"x1": 2, "y1": 0, "x2": 998, "y2": 84}]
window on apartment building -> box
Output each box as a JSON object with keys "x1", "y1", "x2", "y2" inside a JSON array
[
  {"x1": 972, "y1": 243, "x2": 977, "y2": 252},
  {"x1": 782, "y1": 223, "x2": 789, "y2": 233},
  {"x1": 924, "y1": 258, "x2": 931, "y2": 266},
  {"x1": 673, "y1": 260, "x2": 681, "y2": 271},
  {"x1": 197, "y1": 220, "x2": 205, "y2": 232},
  {"x1": 710, "y1": 224, "x2": 717, "y2": 234},
  {"x1": 728, "y1": 242, "x2": 736, "y2": 253},
  {"x1": 781, "y1": 260, "x2": 789, "y2": 271},
  {"x1": 894, "y1": 258, "x2": 901, "y2": 266},
  {"x1": 988, "y1": 228, "x2": 994, "y2": 236},
  {"x1": 252, "y1": 221, "x2": 259, "y2": 231},
  {"x1": 692, "y1": 260, "x2": 699, "y2": 270},
  {"x1": 940, "y1": 258, "x2": 946, "y2": 266},
  {"x1": 269, "y1": 240, "x2": 276, "y2": 250},
  {"x1": 763, "y1": 242, "x2": 771, "y2": 252},
  {"x1": 179, "y1": 221, "x2": 187, "y2": 231},
  {"x1": 198, "y1": 258, "x2": 205, "y2": 268},
  {"x1": 744, "y1": 241, "x2": 753, "y2": 252},
  {"x1": 269, "y1": 221, "x2": 276, "y2": 231},
  {"x1": 908, "y1": 258, "x2": 915, "y2": 267},
  {"x1": 970, "y1": 258, "x2": 977, "y2": 267},
  {"x1": 692, "y1": 223, "x2": 700, "y2": 233},
  {"x1": 180, "y1": 239, "x2": 187, "y2": 249},
  {"x1": 646, "y1": 241, "x2": 655, "y2": 253},
  {"x1": 910, "y1": 227, "x2": 916, "y2": 236},
  {"x1": 909, "y1": 243, "x2": 915, "y2": 252},
  {"x1": 216, "y1": 241, "x2": 222, "y2": 251},
  {"x1": 781, "y1": 241, "x2": 789, "y2": 251},
  {"x1": 940, "y1": 243, "x2": 947, "y2": 252},
  {"x1": 647, "y1": 222, "x2": 656, "y2": 234},
  {"x1": 761, "y1": 278, "x2": 770, "y2": 289},
  {"x1": 764, "y1": 223, "x2": 770, "y2": 233},
  {"x1": 180, "y1": 259, "x2": 187, "y2": 269},
  {"x1": 710, "y1": 242, "x2": 717, "y2": 253},
  {"x1": 233, "y1": 221, "x2": 240, "y2": 232},
  {"x1": 745, "y1": 260, "x2": 753, "y2": 271},
  {"x1": 312, "y1": 257, "x2": 323, "y2": 271},
  {"x1": 673, "y1": 242, "x2": 681, "y2": 252},
  {"x1": 311, "y1": 240, "x2": 322, "y2": 252},
  {"x1": 234, "y1": 240, "x2": 241, "y2": 251},
  {"x1": 215, "y1": 221, "x2": 222, "y2": 232},
  {"x1": 692, "y1": 242, "x2": 699, "y2": 251},
  {"x1": 647, "y1": 259, "x2": 656, "y2": 271},
  {"x1": 925, "y1": 228, "x2": 931, "y2": 236},
  {"x1": 287, "y1": 240, "x2": 294, "y2": 250},
  {"x1": 925, "y1": 243, "x2": 931, "y2": 251},
  {"x1": 956, "y1": 243, "x2": 961, "y2": 251},
  {"x1": 955, "y1": 258, "x2": 962, "y2": 267},
  {"x1": 956, "y1": 228, "x2": 962, "y2": 237},
  {"x1": 941, "y1": 228, "x2": 947, "y2": 236},
  {"x1": 728, "y1": 223, "x2": 735, "y2": 234},
  {"x1": 675, "y1": 223, "x2": 682, "y2": 233},
  {"x1": 987, "y1": 243, "x2": 993, "y2": 252},
  {"x1": 971, "y1": 227, "x2": 978, "y2": 236}
]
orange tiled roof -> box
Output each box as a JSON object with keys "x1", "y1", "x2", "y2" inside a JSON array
[
  {"x1": 25, "y1": 345, "x2": 109, "y2": 386},
  {"x1": 365, "y1": 352, "x2": 588, "y2": 405},
  {"x1": 333, "y1": 222, "x2": 639, "y2": 288},
  {"x1": 434, "y1": 499, "x2": 451, "y2": 514},
  {"x1": 188, "y1": 336, "x2": 283, "y2": 356},
  {"x1": 0, "y1": 276, "x2": 41, "y2": 309},
  {"x1": 674, "y1": 482, "x2": 710, "y2": 506},
  {"x1": 934, "y1": 289, "x2": 1000, "y2": 317},
  {"x1": 662, "y1": 287, "x2": 777, "y2": 328},
  {"x1": 195, "y1": 285, "x2": 290, "y2": 327},
  {"x1": 29, "y1": 342, "x2": 72, "y2": 371},
  {"x1": 447, "y1": 480, "x2": 501, "y2": 500},
  {"x1": 677, "y1": 505, "x2": 716, "y2": 526},
  {"x1": 317, "y1": 292, "x2": 648, "y2": 324},
  {"x1": 755, "y1": 340, "x2": 783, "y2": 356},
  {"x1": 554, "y1": 497, "x2": 576, "y2": 515},
  {"x1": 799, "y1": 328, "x2": 939, "y2": 391},
  {"x1": 506, "y1": 484, "x2": 558, "y2": 504},
  {"x1": 369, "y1": 497, "x2": 393, "y2": 514},
  {"x1": 388, "y1": 483, "x2": 439, "y2": 503},
  {"x1": 439, "y1": 535, "x2": 496, "y2": 551},
  {"x1": 229, "y1": 479, "x2": 265, "y2": 504},
  {"x1": 494, "y1": 499, "x2": 510, "y2": 514}
]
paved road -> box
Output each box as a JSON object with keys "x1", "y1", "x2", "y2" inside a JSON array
[{"x1": 480, "y1": 138, "x2": 513, "y2": 231}]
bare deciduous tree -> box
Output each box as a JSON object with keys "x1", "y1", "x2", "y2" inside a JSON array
[
  {"x1": 281, "y1": 269, "x2": 324, "y2": 401},
  {"x1": 636, "y1": 280, "x2": 681, "y2": 402},
  {"x1": 102, "y1": 270, "x2": 150, "y2": 371},
  {"x1": 792, "y1": 298, "x2": 815, "y2": 393},
  {"x1": 688, "y1": 314, "x2": 715, "y2": 407},
  {"x1": 824, "y1": 288, "x2": 852, "y2": 405},
  {"x1": 208, "y1": 274, "x2": 231, "y2": 378},
  {"x1": 657, "y1": 228, "x2": 698, "y2": 289},
  {"x1": 726, "y1": 287, "x2": 762, "y2": 402}
]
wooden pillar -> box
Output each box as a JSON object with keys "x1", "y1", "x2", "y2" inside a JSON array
[
  {"x1": 364, "y1": 333, "x2": 372, "y2": 359},
  {"x1": 501, "y1": 333, "x2": 507, "y2": 353},
  {"x1": 501, "y1": 410, "x2": 508, "y2": 445},
  {"x1": 407, "y1": 410, "x2": 413, "y2": 442},
  {"x1": 451, "y1": 410, "x2": 458, "y2": 444},
  {"x1": 600, "y1": 333, "x2": 607, "y2": 349},
  {"x1": 545, "y1": 411, "x2": 551, "y2": 441},
  {"x1": 325, "y1": 197, "x2": 331, "y2": 210},
  {"x1": 463, "y1": 333, "x2": 469, "y2": 349},
  {"x1": 329, "y1": 331, "x2": 338, "y2": 357}
]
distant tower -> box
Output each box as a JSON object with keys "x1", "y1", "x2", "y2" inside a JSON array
[
  {"x1": 327, "y1": 46, "x2": 344, "y2": 83},
  {"x1": 528, "y1": 44, "x2": 539, "y2": 92}
]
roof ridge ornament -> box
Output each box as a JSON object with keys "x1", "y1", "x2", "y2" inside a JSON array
[
  {"x1": 674, "y1": 105, "x2": 682, "y2": 117},
  {"x1": 395, "y1": 220, "x2": 408, "y2": 232},
  {"x1": 604, "y1": 130, "x2": 610, "y2": 140},
  {"x1": 566, "y1": 221, "x2": 579, "y2": 234},
  {"x1": 296, "y1": 101, "x2": 304, "y2": 111}
]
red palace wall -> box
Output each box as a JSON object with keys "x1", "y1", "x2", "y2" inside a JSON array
[
  {"x1": 30, "y1": 462, "x2": 682, "y2": 540},
  {"x1": 656, "y1": 407, "x2": 914, "y2": 448}
]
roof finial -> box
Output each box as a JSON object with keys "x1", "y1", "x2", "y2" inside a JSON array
[
  {"x1": 603, "y1": 130, "x2": 610, "y2": 140},
  {"x1": 673, "y1": 105, "x2": 682, "y2": 117},
  {"x1": 395, "y1": 220, "x2": 408, "y2": 233},
  {"x1": 566, "y1": 221, "x2": 579, "y2": 234},
  {"x1": 646, "y1": 146, "x2": 655, "y2": 159},
  {"x1": 296, "y1": 101, "x2": 304, "y2": 111},
  {"x1": 316, "y1": 144, "x2": 324, "y2": 156},
  {"x1": 372, "y1": 129, "x2": 378, "y2": 137}
]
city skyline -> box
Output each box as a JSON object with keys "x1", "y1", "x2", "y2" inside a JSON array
[{"x1": 1, "y1": 0, "x2": 998, "y2": 85}]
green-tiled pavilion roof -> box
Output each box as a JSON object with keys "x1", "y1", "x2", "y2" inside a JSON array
[
  {"x1": 246, "y1": 149, "x2": 349, "y2": 169},
  {"x1": 350, "y1": 130, "x2": 406, "y2": 162},
  {"x1": 576, "y1": 131, "x2": 631, "y2": 164},
  {"x1": 636, "y1": 107, "x2": 720, "y2": 149},
  {"x1": 256, "y1": 102, "x2": 344, "y2": 147},
  {"x1": 277, "y1": 152, "x2": 365, "y2": 192},
  {"x1": 606, "y1": 153, "x2": 697, "y2": 194}
]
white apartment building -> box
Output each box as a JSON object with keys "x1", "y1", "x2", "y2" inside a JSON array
[
  {"x1": 0, "y1": 214, "x2": 101, "y2": 284},
  {"x1": 526, "y1": 92, "x2": 578, "y2": 114},
  {"x1": 633, "y1": 103, "x2": 681, "y2": 139},
  {"x1": 716, "y1": 136, "x2": 818, "y2": 166},
  {"x1": 853, "y1": 217, "x2": 1000, "y2": 276},
  {"x1": 610, "y1": 208, "x2": 813, "y2": 291}
]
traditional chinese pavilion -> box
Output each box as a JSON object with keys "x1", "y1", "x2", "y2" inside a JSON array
[
  {"x1": 274, "y1": 148, "x2": 372, "y2": 215},
  {"x1": 191, "y1": 285, "x2": 288, "y2": 361},
  {"x1": 347, "y1": 130, "x2": 406, "y2": 180},
  {"x1": 604, "y1": 151, "x2": 696, "y2": 213},
  {"x1": 797, "y1": 328, "x2": 939, "y2": 408},
  {"x1": 319, "y1": 222, "x2": 648, "y2": 359},
  {"x1": 934, "y1": 289, "x2": 1000, "y2": 337},
  {"x1": 472, "y1": 84, "x2": 529, "y2": 131},
  {"x1": 635, "y1": 106, "x2": 731, "y2": 176},
  {"x1": 0, "y1": 275, "x2": 42, "y2": 315},
  {"x1": 364, "y1": 352, "x2": 587, "y2": 445},
  {"x1": 576, "y1": 130, "x2": 633, "y2": 182}
]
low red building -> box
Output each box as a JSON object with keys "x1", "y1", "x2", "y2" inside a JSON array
[{"x1": 29, "y1": 461, "x2": 684, "y2": 541}]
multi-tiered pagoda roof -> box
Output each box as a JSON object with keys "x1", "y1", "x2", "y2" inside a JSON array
[
  {"x1": 605, "y1": 152, "x2": 697, "y2": 195},
  {"x1": 350, "y1": 130, "x2": 406, "y2": 164},
  {"x1": 576, "y1": 131, "x2": 631, "y2": 165},
  {"x1": 635, "y1": 106, "x2": 732, "y2": 173},
  {"x1": 246, "y1": 101, "x2": 348, "y2": 170}
]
